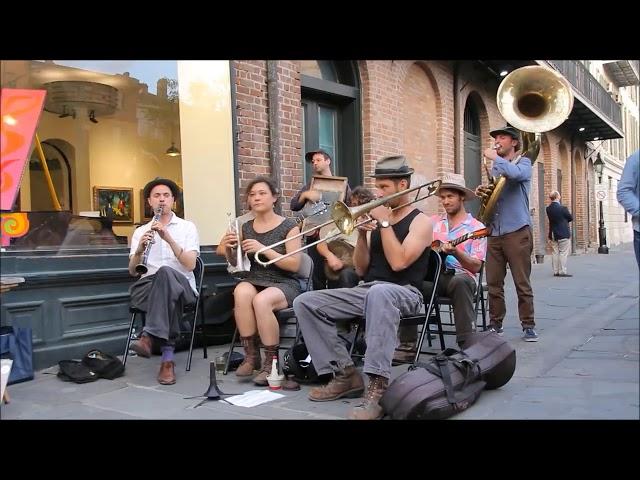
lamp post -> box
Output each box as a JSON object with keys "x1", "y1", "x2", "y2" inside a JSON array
[{"x1": 593, "y1": 155, "x2": 609, "y2": 254}]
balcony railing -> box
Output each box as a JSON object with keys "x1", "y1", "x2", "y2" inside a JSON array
[{"x1": 547, "y1": 60, "x2": 622, "y2": 130}]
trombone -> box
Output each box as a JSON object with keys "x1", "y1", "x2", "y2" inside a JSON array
[{"x1": 255, "y1": 179, "x2": 441, "y2": 266}]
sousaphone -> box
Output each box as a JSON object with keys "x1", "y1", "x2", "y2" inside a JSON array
[{"x1": 477, "y1": 65, "x2": 574, "y2": 225}]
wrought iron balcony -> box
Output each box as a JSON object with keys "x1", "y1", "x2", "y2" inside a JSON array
[
  {"x1": 603, "y1": 60, "x2": 639, "y2": 87},
  {"x1": 547, "y1": 60, "x2": 623, "y2": 140}
]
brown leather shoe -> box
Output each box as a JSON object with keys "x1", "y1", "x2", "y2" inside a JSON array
[
  {"x1": 130, "y1": 334, "x2": 153, "y2": 358},
  {"x1": 158, "y1": 361, "x2": 176, "y2": 385},
  {"x1": 308, "y1": 365, "x2": 364, "y2": 402},
  {"x1": 349, "y1": 374, "x2": 388, "y2": 420}
]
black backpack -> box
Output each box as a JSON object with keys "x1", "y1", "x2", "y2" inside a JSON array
[
  {"x1": 283, "y1": 340, "x2": 322, "y2": 383},
  {"x1": 57, "y1": 360, "x2": 99, "y2": 384},
  {"x1": 58, "y1": 349, "x2": 125, "y2": 384},
  {"x1": 282, "y1": 335, "x2": 352, "y2": 384}
]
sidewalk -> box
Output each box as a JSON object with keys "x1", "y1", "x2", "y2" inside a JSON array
[{"x1": 2, "y1": 247, "x2": 638, "y2": 420}]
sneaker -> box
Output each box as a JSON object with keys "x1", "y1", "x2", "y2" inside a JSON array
[
  {"x1": 522, "y1": 327, "x2": 539, "y2": 342},
  {"x1": 487, "y1": 325, "x2": 504, "y2": 336}
]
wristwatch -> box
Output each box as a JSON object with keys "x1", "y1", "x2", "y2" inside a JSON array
[{"x1": 379, "y1": 220, "x2": 390, "y2": 228}]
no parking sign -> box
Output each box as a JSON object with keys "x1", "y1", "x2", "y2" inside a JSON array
[{"x1": 595, "y1": 184, "x2": 608, "y2": 202}]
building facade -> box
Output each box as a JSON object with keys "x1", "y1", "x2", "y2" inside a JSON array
[{"x1": 1, "y1": 59, "x2": 635, "y2": 369}]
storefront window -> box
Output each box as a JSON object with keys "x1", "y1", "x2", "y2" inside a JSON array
[{"x1": 1, "y1": 60, "x2": 184, "y2": 251}]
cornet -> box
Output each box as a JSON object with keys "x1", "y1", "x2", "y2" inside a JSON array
[
  {"x1": 135, "y1": 206, "x2": 163, "y2": 275},
  {"x1": 226, "y1": 213, "x2": 251, "y2": 275}
]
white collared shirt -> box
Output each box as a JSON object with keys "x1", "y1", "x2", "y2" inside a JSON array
[{"x1": 129, "y1": 212, "x2": 200, "y2": 293}]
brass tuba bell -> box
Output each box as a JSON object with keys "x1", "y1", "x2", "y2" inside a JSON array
[{"x1": 478, "y1": 65, "x2": 574, "y2": 225}]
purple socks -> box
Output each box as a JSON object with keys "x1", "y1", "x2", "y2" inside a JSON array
[{"x1": 161, "y1": 345, "x2": 175, "y2": 363}]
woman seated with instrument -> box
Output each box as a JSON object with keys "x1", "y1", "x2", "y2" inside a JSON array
[{"x1": 216, "y1": 176, "x2": 302, "y2": 385}]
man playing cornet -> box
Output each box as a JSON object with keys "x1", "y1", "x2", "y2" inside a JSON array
[{"x1": 128, "y1": 178, "x2": 200, "y2": 385}]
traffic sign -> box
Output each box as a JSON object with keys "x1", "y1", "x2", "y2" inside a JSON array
[{"x1": 595, "y1": 184, "x2": 608, "y2": 202}]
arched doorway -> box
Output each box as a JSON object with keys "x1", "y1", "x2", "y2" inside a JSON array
[
  {"x1": 463, "y1": 100, "x2": 481, "y2": 216},
  {"x1": 300, "y1": 61, "x2": 361, "y2": 186}
]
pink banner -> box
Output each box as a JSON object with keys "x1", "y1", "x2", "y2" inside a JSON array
[{"x1": 1, "y1": 88, "x2": 46, "y2": 211}]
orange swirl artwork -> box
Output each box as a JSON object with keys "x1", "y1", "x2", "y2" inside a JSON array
[
  {"x1": 1, "y1": 212, "x2": 30, "y2": 246},
  {"x1": 1, "y1": 88, "x2": 47, "y2": 210}
]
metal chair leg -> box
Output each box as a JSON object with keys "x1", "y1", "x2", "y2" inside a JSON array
[
  {"x1": 123, "y1": 311, "x2": 137, "y2": 368},
  {"x1": 223, "y1": 328, "x2": 238, "y2": 375},
  {"x1": 200, "y1": 297, "x2": 208, "y2": 360},
  {"x1": 186, "y1": 298, "x2": 201, "y2": 372}
]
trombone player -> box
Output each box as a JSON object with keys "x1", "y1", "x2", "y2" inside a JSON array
[
  {"x1": 475, "y1": 126, "x2": 538, "y2": 342},
  {"x1": 128, "y1": 178, "x2": 200, "y2": 385},
  {"x1": 293, "y1": 155, "x2": 433, "y2": 420}
]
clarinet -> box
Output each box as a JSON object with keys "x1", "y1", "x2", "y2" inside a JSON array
[{"x1": 135, "y1": 206, "x2": 163, "y2": 275}]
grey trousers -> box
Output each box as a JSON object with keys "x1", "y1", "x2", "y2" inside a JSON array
[
  {"x1": 293, "y1": 281, "x2": 423, "y2": 380},
  {"x1": 399, "y1": 272, "x2": 476, "y2": 347},
  {"x1": 438, "y1": 272, "x2": 477, "y2": 346},
  {"x1": 129, "y1": 266, "x2": 197, "y2": 345}
]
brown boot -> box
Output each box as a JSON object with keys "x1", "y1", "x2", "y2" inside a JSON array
[
  {"x1": 130, "y1": 334, "x2": 153, "y2": 358},
  {"x1": 236, "y1": 335, "x2": 261, "y2": 378},
  {"x1": 348, "y1": 374, "x2": 388, "y2": 420},
  {"x1": 308, "y1": 365, "x2": 364, "y2": 402},
  {"x1": 393, "y1": 341, "x2": 417, "y2": 364},
  {"x1": 253, "y1": 344, "x2": 279, "y2": 386},
  {"x1": 157, "y1": 361, "x2": 176, "y2": 385}
]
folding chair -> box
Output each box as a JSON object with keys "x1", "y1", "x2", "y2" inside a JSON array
[
  {"x1": 349, "y1": 248, "x2": 445, "y2": 367},
  {"x1": 223, "y1": 252, "x2": 314, "y2": 375},
  {"x1": 436, "y1": 260, "x2": 488, "y2": 337},
  {"x1": 123, "y1": 256, "x2": 207, "y2": 371}
]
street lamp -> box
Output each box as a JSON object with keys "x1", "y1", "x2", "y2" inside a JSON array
[{"x1": 593, "y1": 155, "x2": 609, "y2": 254}]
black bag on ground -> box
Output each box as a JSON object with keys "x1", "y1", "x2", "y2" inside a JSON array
[
  {"x1": 81, "y1": 349, "x2": 125, "y2": 379},
  {"x1": 0, "y1": 326, "x2": 34, "y2": 385},
  {"x1": 283, "y1": 331, "x2": 356, "y2": 384},
  {"x1": 381, "y1": 348, "x2": 486, "y2": 420},
  {"x1": 283, "y1": 341, "x2": 321, "y2": 384},
  {"x1": 57, "y1": 349, "x2": 124, "y2": 384},
  {"x1": 57, "y1": 360, "x2": 99, "y2": 383}
]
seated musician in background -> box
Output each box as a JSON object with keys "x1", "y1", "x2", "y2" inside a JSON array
[
  {"x1": 322, "y1": 186, "x2": 376, "y2": 289},
  {"x1": 291, "y1": 149, "x2": 352, "y2": 289},
  {"x1": 217, "y1": 176, "x2": 302, "y2": 386},
  {"x1": 129, "y1": 178, "x2": 200, "y2": 386},
  {"x1": 293, "y1": 156, "x2": 433, "y2": 420},
  {"x1": 431, "y1": 174, "x2": 487, "y2": 348}
]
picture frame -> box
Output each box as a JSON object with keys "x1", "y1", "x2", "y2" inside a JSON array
[
  {"x1": 140, "y1": 186, "x2": 184, "y2": 222},
  {"x1": 92, "y1": 186, "x2": 134, "y2": 224},
  {"x1": 140, "y1": 189, "x2": 153, "y2": 221}
]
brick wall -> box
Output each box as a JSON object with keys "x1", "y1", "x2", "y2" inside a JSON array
[
  {"x1": 232, "y1": 60, "x2": 302, "y2": 216},
  {"x1": 232, "y1": 60, "x2": 270, "y2": 211},
  {"x1": 231, "y1": 59, "x2": 595, "y2": 253}
]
